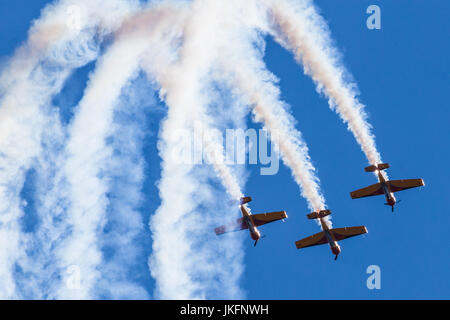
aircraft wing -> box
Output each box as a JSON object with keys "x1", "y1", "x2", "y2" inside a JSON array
[
  {"x1": 331, "y1": 226, "x2": 368, "y2": 242},
  {"x1": 250, "y1": 211, "x2": 287, "y2": 227},
  {"x1": 215, "y1": 218, "x2": 247, "y2": 235},
  {"x1": 350, "y1": 183, "x2": 384, "y2": 199},
  {"x1": 387, "y1": 179, "x2": 425, "y2": 193},
  {"x1": 295, "y1": 231, "x2": 328, "y2": 249}
]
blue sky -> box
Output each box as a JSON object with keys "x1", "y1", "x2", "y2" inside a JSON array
[{"x1": 0, "y1": 0, "x2": 449, "y2": 299}]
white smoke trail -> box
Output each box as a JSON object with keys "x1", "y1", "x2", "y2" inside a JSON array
[
  {"x1": 94, "y1": 74, "x2": 154, "y2": 299},
  {"x1": 266, "y1": 0, "x2": 384, "y2": 172},
  {"x1": 23, "y1": 76, "x2": 153, "y2": 300},
  {"x1": 149, "y1": 2, "x2": 244, "y2": 201},
  {"x1": 224, "y1": 63, "x2": 327, "y2": 214},
  {"x1": 0, "y1": 0, "x2": 154, "y2": 299},
  {"x1": 0, "y1": 0, "x2": 133, "y2": 298},
  {"x1": 50, "y1": 39, "x2": 141, "y2": 297},
  {"x1": 147, "y1": 0, "x2": 246, "y2": 299},
  {"x1": 0, "y1": 0, "x2": 377, "y2": 299},
  {"x1": 205, "y1": 0, "x2": 327, "y2": 223},
  {"x1": 46, "y1": 3, "x2": 187, "y2": 299},
  {"x1": 14, "y1": 108, "x2": 70, "y2": 299},
  {"x1": 53, "y1": 18, "x2": 148, "y2": 301}
]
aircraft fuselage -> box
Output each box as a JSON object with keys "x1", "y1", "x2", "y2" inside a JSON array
[
  {"x1": 377, "y1": 171, "x2": 397, "y2": 209},
  {"x1": 241, "y1": 205, "x2": 261, "y2": 242},
  {"x1": 320, "y1": 218, "x2": 341, "y2": 259}
]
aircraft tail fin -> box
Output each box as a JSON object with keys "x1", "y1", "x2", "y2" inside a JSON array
[
  {"x1": 307, "y1": 209, "x2": 331, "y2": 220},
  {"x1": 365, "y1": 163, "x2": 390, "y2": 172},
  {"x1": 240, "y1": 196, "x2": 252, "y2": 205}
]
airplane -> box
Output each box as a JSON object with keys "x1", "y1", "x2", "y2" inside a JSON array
[
  {"x1": 350, "y1": 163, "x2": 425, "y2": 212},
  {"x1": 214, "y1": 196, "x2": 287, "y2": 246},
  {"x1": 295, "y1": 210, "x2": 368, "y2": 260}
]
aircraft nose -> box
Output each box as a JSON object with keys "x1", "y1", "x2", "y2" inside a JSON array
[
  {"x1": 332, "y1": 244, "x2": 341, "y2": 256},
  {"x1": 251, "y1": 230, "x2": 260, "y2": 241}
]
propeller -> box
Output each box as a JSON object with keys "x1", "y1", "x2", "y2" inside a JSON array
[
  {"x1": 392, "y1": 200, "x2": 402, "y2": 212},
  {"x1": 254, "y1": 235, "x2": 267, "y2": 247}
]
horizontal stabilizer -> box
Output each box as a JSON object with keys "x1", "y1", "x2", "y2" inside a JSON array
[
  {"x1": 240, "y1": 196, "x2": 252, "y2": 205},
  {"x1": 307, "y1": 209, "x2": 331, "y2": 220},
  {"x1": 365, "y1": 163, "x2": 390, "y2": 172}
]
